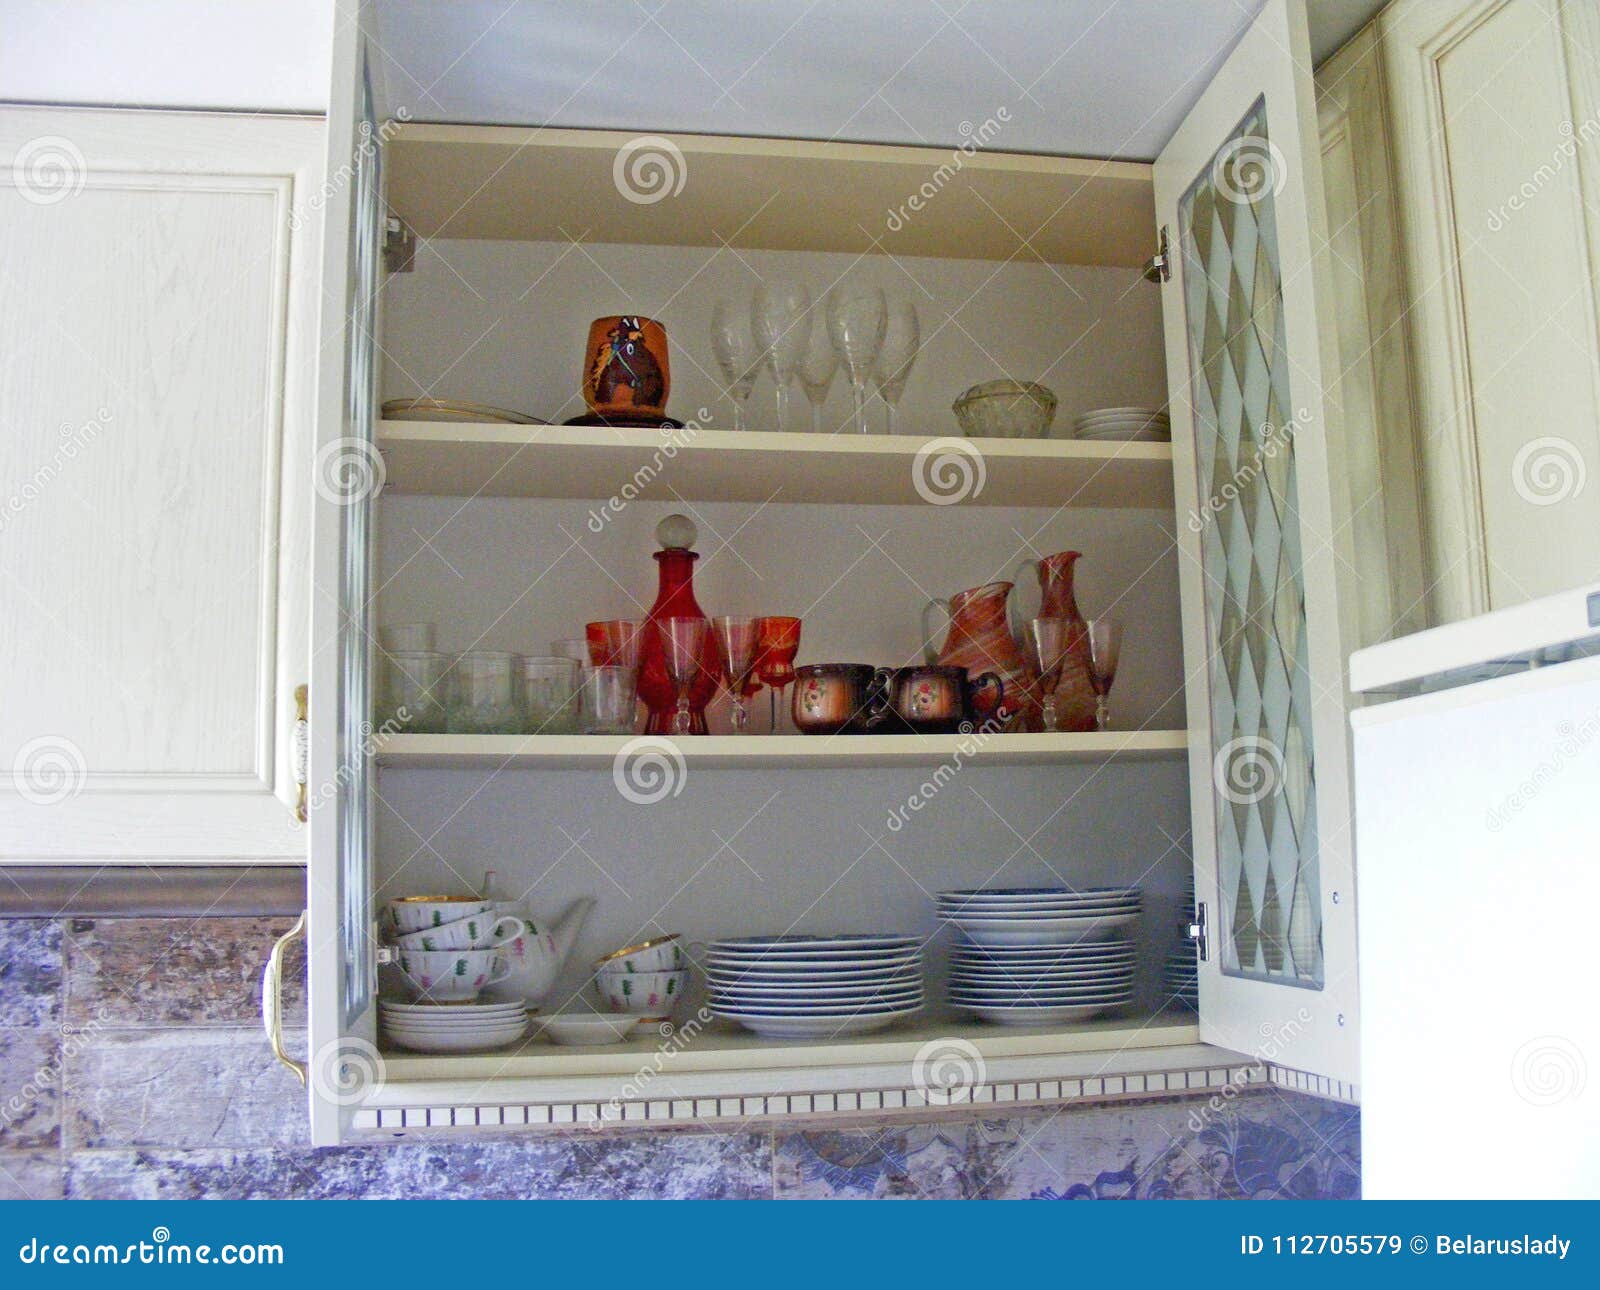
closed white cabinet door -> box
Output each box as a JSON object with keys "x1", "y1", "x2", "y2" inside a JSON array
[
  {"x1": 1382, "y1": 0, "x2": 1600, "y2": 619},
  {"x1": 1156, "y1": 0, "x2": 1361, "y2": 1089},
  {"x1": 0, "y1": 109, "x2": 322, "y2": 862}
]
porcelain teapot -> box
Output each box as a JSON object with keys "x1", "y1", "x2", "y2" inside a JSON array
[{"x1": 481, "y1": 895, "x2": 595, "y2": 1006}]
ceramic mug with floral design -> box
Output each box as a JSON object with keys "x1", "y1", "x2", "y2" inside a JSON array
[
  {"x1": 395, "y1": 947, "x2": 512, "y2": 1002},
  {"x1": 882, "y1": 664, "x2": 1004, "y2": 734},
  {"x1": 393, "y1": 912, "x2": 526, "y2": 952},
  {"x1": 790, "y1": 664, "x2": 892, "y2": 735}
]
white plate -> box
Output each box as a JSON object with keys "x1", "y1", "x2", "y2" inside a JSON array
[
  {"x1": 383, "y1": 1027, "x2": 528, "y2": 1052},
  {"x1": 946, "y1": 915, "x2": 1139, "y2": 946},
  {"x1": 950, "y1": 940, "x2": 1132, "y2": 956},
  {"x1": 715, "y1": 1007, "x2": 922, "y2": 1038},
  {"x1": 709, "y1": 994, "x2": 925, "y2": 1015},
  {"x1": 380, "y1": 1014, "x2": 529, "y2": 1031},
  {"x1": 706, "y1": 980, "x2": 922, "y2": 1000},
  {"x1": 939, "y1": 885, "x2": 1139, "y2": 899},
  {"x1": 707, "y1": 935, "x2": 915, "y2": 952},
  {"x1": 957, "y1": 1001, "x2": 1125, "y2": 1025},
  {"x1": 534, "y1": 1014, "x2": 635, "y2": 1046},
  {"x1": 703, "y1": 952, "x2": 922, "y2": 972},
  {"x1": 1075, "y1": 405, "x2": 1166, "y2": 420},
  {"x1": 380, "y1": 999, "x2": 525, "y2": 1015},
  {"x1": 948, "y1": 987, "x2": 1134, "y2": 1004},
  {"x1": 705, "y1": 964, "x2": 920, "y2": 983},
  {"x1": 950, "y1": 970, "x2": 1133, "y2": 988},
  {"x1": 384, "y1": 1022, "x2": 527, "y2": 1040}
]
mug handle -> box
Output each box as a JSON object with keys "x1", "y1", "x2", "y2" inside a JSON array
[
  {"x1": 920, "y1": 598, "x2": 950, "y2": 666},
  {"x1": 487, "y1": 953, "x2": 514, "y2": 985},
  {"x1": 863, "y1": 667, "x2": 896, "y2": 730},
  {"x1": 487, "y1": 915, "x2": 526, "y2": 949},
  {"x1": 970, "y1": 671, "x2": 1005, "y2": 719}
]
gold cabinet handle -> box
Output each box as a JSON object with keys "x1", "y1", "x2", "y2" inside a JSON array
[{"x1": 262, "y1": 909, "x2": 308, "y2": 1086}]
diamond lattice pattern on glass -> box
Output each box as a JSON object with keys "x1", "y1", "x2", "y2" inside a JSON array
[{"x1": 1178, "y1": 97, "x2": 1322, "y2": 986}]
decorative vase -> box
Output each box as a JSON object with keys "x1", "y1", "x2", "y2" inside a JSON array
[
  {"x1": 1017, "y1": 550, "x2": 1098, "y2": 733},
  {"x1": 636, "y1": 515, "x2": 722, "y2": 736},
  {"x1": 922, "y1": 581, "x2": 1032, "y2": 730},
  {"x1": 581, "y1": 315, "x2": 671, "y2": 422}
]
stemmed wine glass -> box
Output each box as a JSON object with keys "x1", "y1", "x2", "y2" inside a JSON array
[
  {"x1": 1084, "y1": 618, "x2": 1123, "y2": 731},
  {"x1": 752, "y1": 281, "x2": 812, "y2": 434},
  {"x1": 712, "y1": 616, "x2": 762, "y2": 733},
  {"x1": 710, "y1": 301, "x2": 759, "y2": 431},
  {"x1": 1025, "y1": 617, "x2": 1075, "y2": 732},
  {"x1": 796, "y1": 319, "x2": 838, "y2": 434},
  {"x1": 873, "y1": 299, "x2": 920, "y2": 434},
  {"x1": 659, "y1": 617, "x2": 709, "y2": 736},
  {"x1": 754, "y1": 616, "x2": 802, "y2": 732},
  {"x1": 826, "y1": 286, "x2": 886, "y2": 434}
]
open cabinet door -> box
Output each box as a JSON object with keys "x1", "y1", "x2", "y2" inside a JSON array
[
  {"x1": 1156, "y1": 0, "x2": 1361, "y2": 1091},
  {"x1": 302, "y1": 0, "x2": 387, "y2": 1144}
]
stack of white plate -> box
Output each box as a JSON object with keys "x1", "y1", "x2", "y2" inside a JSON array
[
  {"x1": 1068, "y1": 406, "x2": 1171, "y2": 442},
  {"x1": 1163, "y1": 949, "x2": 1199, "y2": 1010},
  {"x1": 937, "y1": 887, "x2": 1141, "y2": 947},
  {"x1": 949, "y1": 940, "x2": 1136, "y2": 1025},
  {"x1": 704, "y1": 935, "x2": 924, "y2": 1039},
  {"x1": 380, "y1": 998, "x2": 529, "y2": 1053}
]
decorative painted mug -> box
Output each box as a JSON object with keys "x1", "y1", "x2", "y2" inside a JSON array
[
  {"x1": 394, "y1": 947, "x2": 512, "y2": 1002},
  {"x1": 790, "y1": 664, "x2": 891, "y2": 735},
  {"x1": 393, "y1": 912, "x2": 526, "y2": 952},
  {"x1": 582, "y1": 315, "x2": 670, "y2": 420},
  {"x1": 882, "y1": 664, "x2": 1004, "y2": 734},
  {"x1": 595, "y1": 968, "x2": 689, "y2": 1017},
  {"x1": 593, "y1": 934, "x2": 685, "y2": 975},
  {"x1": 388, "y1": 896, "x2": 494, "y2": 934}
]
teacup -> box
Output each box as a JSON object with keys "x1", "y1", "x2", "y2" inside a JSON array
[
  {"x1": 389, "y1": 895, "x2": 493, "y2": 934},
  {"x1": 393, "y1": 912, "x2": 525, "y2": 952},
  {"x1": 882, "y1": 664, "x2": 1004, "y2": 734},
  {"x1": 790, "y1": 664, "x2": 890, "y2": 735},
  {"x1": 395, "y1": 947, "x2": 511, "y2": 1002},
  {"x1": 595, "y1": 968, "x2": 689, "y2": 1016},
  {"x1": 593, "y1": 934, "x2": 685, "y2": 975}
]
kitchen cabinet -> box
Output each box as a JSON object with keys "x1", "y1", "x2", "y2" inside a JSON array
[
  {"x1": 282, "y1": 0, "x2": 1364, "y2": 1144},
  {"x1": 0, "y1": 108, "x2": 322, "y2": 865},
  {"x1": 1354, "y1": 0, "x2": 1600, "y2": 623}
]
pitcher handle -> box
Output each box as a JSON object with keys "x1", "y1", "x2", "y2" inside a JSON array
[
  {"x1": 1007, "y1": 560, "x2": 1037, "y2": 640},
  {"x1": 920, "y1": 598, "x2": 950, "y2": 666}
]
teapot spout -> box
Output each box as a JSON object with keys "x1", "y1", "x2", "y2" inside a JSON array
[{"x1": 549, "y1": 896, "x2": 596, "y2": 969}]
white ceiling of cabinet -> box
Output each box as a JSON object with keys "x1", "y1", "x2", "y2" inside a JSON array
[{"x1": 370, "y1": 0, "x2": 1385, "y2": 161}]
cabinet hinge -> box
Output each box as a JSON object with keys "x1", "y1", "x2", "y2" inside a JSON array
[
  {"x1": 1143, "y1": 225, "x2": 1170, "y2": 284},
  {"x1": 1186, "y1": 900, "x2": 1209, "y2": 961},
  {"x1": 384, "y1": 213, "x2": 415, "y2": 274},
  {"x1": 293, "y1": 684, "x2": 309, "y2": 823}
]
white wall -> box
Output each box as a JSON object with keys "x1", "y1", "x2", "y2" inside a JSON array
[{"x1": 0, "y1": 0, "x2": 333, "y2": 112}]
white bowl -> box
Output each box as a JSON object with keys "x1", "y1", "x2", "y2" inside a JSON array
[{"x1": 535, "y1": 1013, "x2": 636, "y2": 1046}]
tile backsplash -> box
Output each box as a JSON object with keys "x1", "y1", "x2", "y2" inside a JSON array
[{"x1": 0, "y1": 915, "x2": 1359, "y2": 1200}]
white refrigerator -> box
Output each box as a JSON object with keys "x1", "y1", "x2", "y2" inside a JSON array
[{"x1": 1350, "y1": 583, "x2": 1600, "y2": 1199}]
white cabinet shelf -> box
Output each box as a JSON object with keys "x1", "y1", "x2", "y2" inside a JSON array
[
  {"x1": 377, "y1": 420, "x2": 1174, "y2": 509},
  {"x1": 375, "y1": 729, "x2": 1190, "y2": 770}
]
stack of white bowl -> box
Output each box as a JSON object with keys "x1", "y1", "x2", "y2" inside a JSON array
[
  {"x1": 380, "y1": 896, "x2": 529, "y2": 1052},
  {"x1": 939, "y1": 887, "x2": 1141, "y2": 1026},
  {"x1": 1068, "y1": 406, "x2": 1171, "y2": 442},
  {"x1": 592, "y1": 934, "x2": 689, "y2": 1027},
  {"x1": 704, "y1": 935, "x2": 923, "y2": 1038}
]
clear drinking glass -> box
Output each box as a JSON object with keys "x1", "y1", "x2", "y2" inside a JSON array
[
  {"x1": 873, "y1": 299, "x2": 920, "y2": 434},
  {"x1": 826, "y1": 286, "x2": 887, "y2": 434},
  {"x1": 1024, "y1": 618, "x2": 1072, "y2": 733},
  {"x1": 796, "y1": 319, "x2": 839, "y2": 434},
  {"x1": 1084, "y1": 618, "x2": 1123, "y2": 731},
  {"x1": 582, "y1": 664, "x2": 640, "y2": 734},
  {"x1": 712, "y1": 615, "x2": 762, "y2": 733},
  {"x1": 519, "y1": 656, "x2": 581, "y2": 734},
  {"x1": 448, "y1": 651, "x2": 520, "y2": 733},
  {"x1": 380, "y1": 623, "x2": 436, "y2": 654},
  {"x1": 659, "y1": 616, "x2": 709, "y2": 736},
  {"x1": 378, "y1": 650, "x2": 448, "y2": 732},
  {"x1": 711, "y1": 300, "x2": 760, "y2": 431},
  {"x1": 752, "y1": 280, "x2": 812, "y2": 434}
]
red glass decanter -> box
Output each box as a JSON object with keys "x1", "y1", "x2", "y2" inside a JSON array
[{"x1": 636, "y1": 515, "x2": 723, "y2": 735}]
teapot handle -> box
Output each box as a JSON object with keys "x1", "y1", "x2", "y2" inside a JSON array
[{"x1": 920, "y1": 598, "x2": 950, "y2": 666}]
